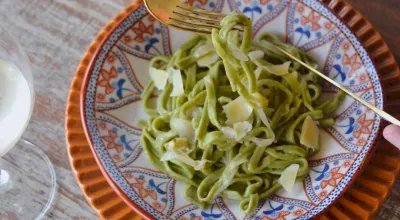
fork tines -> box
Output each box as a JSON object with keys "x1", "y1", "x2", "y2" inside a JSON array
[{"x1": 169, "y1": 2, "x2": 226, "y2": 34}]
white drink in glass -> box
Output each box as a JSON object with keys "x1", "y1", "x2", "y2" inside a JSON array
[
  {"x1": 0, "y1": 59, "x2": 33, "y2": 157},
  {"x1": 0, "y1": 26, "x2": 56, "y2": 219}
]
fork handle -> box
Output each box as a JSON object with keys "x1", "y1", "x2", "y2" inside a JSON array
[{"x1": 275, "y1": 46, "x2": 400, "y2": 127}]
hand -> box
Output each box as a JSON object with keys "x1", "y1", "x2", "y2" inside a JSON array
[{"x1": 383, "y1": 124, "x2": 400, "y2": 150}]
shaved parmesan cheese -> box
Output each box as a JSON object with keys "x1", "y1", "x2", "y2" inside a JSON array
[
  {"x1": 166, "y1": 138, "x2": 190, "y2": 153},
  {"x1": 149, "y1": 67, "x2": 168, "y2": 90},
  {"x1": 168, "y1": 68, "x2": 184, "y2": 96},
  {"x1": 162, "y1": 137, "x2": 208, "y2": 170},
  {"x1": 221, "y1": 127, "x2": 236, "y2": 140},
  {"x1": 256, "y1": 108, "x2": 272, "y2": 128},
  {"x1": 251, "y1": 137, "x2": 274, "y2": 147},
  {"x1": 255, "y1": 67, "x2": 263, "y2": 80},
  {"x1": 251, "y1": 92, "x2": 269, "y2": 107},
  {"x1": 191, "y1": 107, "x2": 203, "y2": 119},
  {"x1": 255, "y1": 108, "x2": 276, "y2": 143},
  {"x1": 248, "y1": 50, "x2": 264, "y2": 61},
  {"x1": 170, "y1": 118, "x2": 195, "y2": 141},
  {"x1": 228, "y1": 44, "x2": 249, "y2": 62},
  {"x1": 223, "y1": 96, "x2": 253, "y2": 124},
  {"x1": 279, "y1": 164, "x2": 299, "y2": 193},
  {"x1": 194, "y1": 43, "x2": 219, "y2": 67},
  {"x1": 234, "y1": 121, "x2": 252, "y2": 140},
  {"x1": 161, "y1": 151, "x2": 208, "y2": 170},
  {"x1": 174, "y1": 138, "x2": 190, "y2": 151},
  {"x1": 198, "y1": 53, "x2": 219, "y2": 67},
  {"x1": 265, "y1": 61, "x2": 291, "y2": 76},
  {"x1": 194, "y1": 43, "x2": 214, "y2": 58},
  {"x1": 300, "y1": 116, "x2": 320, "y2": 151},
  {"x1": 221, "y1": 121, "x2": 252, "y2": 141}
]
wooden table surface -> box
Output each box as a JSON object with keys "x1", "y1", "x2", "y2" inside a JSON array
[{"x1": 0, "y1": 0, "x2": 398, "y2": 219}]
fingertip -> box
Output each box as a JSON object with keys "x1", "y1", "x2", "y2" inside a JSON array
[
  {"x1": 383, "y1": 124, "x2": 400, "y2": 149},
  {"x1": 383, "y1": 124, "x2": 400, "y2": 137}
]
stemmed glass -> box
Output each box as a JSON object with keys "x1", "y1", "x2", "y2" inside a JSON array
[{"x1": 0, "y1": 26, "x2": 56, "y2": 219}]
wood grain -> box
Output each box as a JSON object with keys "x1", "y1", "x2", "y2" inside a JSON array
[
  {"x1": 0, "y1": 0, "x2": 398, "y2": 219},
  {"x1": 0, "y1": 0, "x2": 132, "y2": 219}
]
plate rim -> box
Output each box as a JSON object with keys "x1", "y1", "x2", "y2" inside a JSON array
[
  {"x1": 66, "y1": 1, "x2": 145, "y2": 219},
  {"x1": 79, "y1": 2, "x2": 156, "y2": 219},
  {"x1": 77, "y1": 0, "x2": 398, "y2": 219}
]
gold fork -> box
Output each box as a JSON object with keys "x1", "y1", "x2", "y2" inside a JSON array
[
  {"x1": 145, "y1": 0, "x2": 227, "y2": 33},
  {"x1": 144, "y1": 0, "x2": 400, "y2": 126}
]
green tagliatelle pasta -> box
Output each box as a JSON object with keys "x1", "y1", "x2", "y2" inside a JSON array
[{"x1": 140, "y1": 13, "x2": 344, "y2": 214}]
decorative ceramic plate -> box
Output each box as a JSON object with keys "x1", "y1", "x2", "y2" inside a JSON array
[{"x1": 80, "y1": 0, "x2": 388, "y2": 219}]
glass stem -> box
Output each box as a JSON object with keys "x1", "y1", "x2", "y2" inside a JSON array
[
  {"x1": 0, "y1": 168, "x2": 11, "y2": 192},
  {"x1": 0, "y1": 155, "x2": 13, "y2": 192}
]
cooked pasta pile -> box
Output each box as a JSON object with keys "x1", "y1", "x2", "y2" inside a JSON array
[{"x1": 140, "y1": 13, "x2": 344, "y2": 213}]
